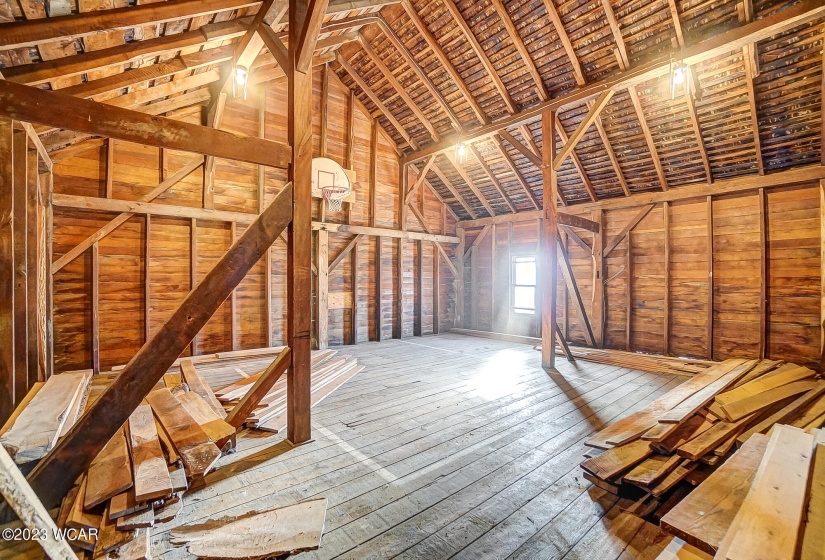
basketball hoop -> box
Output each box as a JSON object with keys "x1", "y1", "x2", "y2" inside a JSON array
[{"x1": 322, "y1": 185, "x2": 349, "y2": 212}]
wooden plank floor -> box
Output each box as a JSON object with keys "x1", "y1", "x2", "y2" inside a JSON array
[{"x1": 153, "y1": 333, "x2": 685, "y2": 559}]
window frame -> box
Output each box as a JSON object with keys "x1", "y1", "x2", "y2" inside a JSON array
[{"x1": 510, "y1": 253, "x2": 537, "y2": 316}]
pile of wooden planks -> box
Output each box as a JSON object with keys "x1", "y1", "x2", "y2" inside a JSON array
[
  {"x1": 658, "y1": 425, "x2": 824, "y2": 559},
  {"x1": 565, "y1": 347, "x2": 717, "y2": 377},
  {"x1": 216, "y1": 349, "x2": 364, "y2": 432},
  {"x1": 581, "y1": 358, "x2": 825, "y2": 526}
]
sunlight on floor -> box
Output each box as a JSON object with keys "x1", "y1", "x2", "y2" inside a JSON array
[{"x1": 466, "y1": 349, "x2": 534, "y2": 400}]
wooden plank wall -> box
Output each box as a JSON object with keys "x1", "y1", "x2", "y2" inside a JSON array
[
  {"x1": 49, "y1": 68, "x2": 456, "y2": 373},
  {"x1": 461, "y1": 184, "x2": 821, "y2": 370}
]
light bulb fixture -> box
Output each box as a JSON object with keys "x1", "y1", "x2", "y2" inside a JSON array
[
  {"x1": 670, "y1": 61, "x2": 689, "y2": 99},
  {"x1": 455, "y1": 141, "x2": 468, "y2": 164},
  {"x1": 232, "y1": 64, "x2": 249, "y2": 100}
]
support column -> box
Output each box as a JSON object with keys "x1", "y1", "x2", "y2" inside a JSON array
[
  {"x1": 0, "y1": 118, "x2": 12, "y2": 422},
  {"x1": 287, "y1": 0, "x2": 314, "y2": 445},
  {"x1": 317, "y1": 229, "x2": 329, "y2": 350},
  {"x1": 456, "y1": 228, "x2": 465, "y2": 328},
  {"x1": 592, "y1": 209, "x2": 605, "y2": 347},
  {"x1": 540, "y1": 110, "x2": 558, "y2": 370}
]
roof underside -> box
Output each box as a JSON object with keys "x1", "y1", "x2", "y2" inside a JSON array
[{"x1": 0, "y1": 0, "x2": 821, "y2": 217}]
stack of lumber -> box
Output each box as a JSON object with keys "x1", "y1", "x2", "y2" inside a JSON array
[
  {"x1": 580, "y1": 358, "x2": 825, "y2": 525},
  {"x1": 566, "y1": 347, "x2": 717, "y2": 376},
  {"x1": 657, "y1": 425, "x2": 824, "y2": 559},
  {"x1": 216, "y1": 349, "x2": 364, "y2": 432}
]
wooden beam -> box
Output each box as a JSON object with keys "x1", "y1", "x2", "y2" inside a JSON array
[
  {"x1": 52, "y1": 159, "x2": 202, "y2": 273},
  {"x1": 375, "y1": 236, "x2": 384, "y2": 340},
  {"x1": 684, "y1": 80, "x2": 713, "y2": 183},
  {"x1": 707, "y1": 195, "x2": 714, "y2": 360},
  {"x1": 223, "y1": 348, "x2": 291, "y2": 435},
  {"x1": 287, "y1": 0, "x2": 313, "y2": 445},
  {"x1": 336, "y1": 54, "x2": 417, "y2": 150},
  {"x1": 604, "y1": 204, "x2": 656, "y2": 257},
  {"x1": 667, "y1": 0, "x2": 685, "y2": 47},
  {"x1": 441, "y1": 0, "x2": 516, "y2": 113},
  {"x1": 144, "y1": 215, "x2": 151, "y2": 344},
  {"x1": 399, "y1": 0, "x2": 486, "y2": 125},
  {"x1": 588, "y1": 99, "x2": 630, "y2": 196},
  {"x1": 742, "y1": 43, "x2": 765, "y2": 175},
  {"x1": 626, "y1": 230, "x2": 632, "y2": 349},
  {"x1": 557, "y1": 212, "x2": 599, "y2": 233},
  {"x1": 467, "y1": 145, "x2": 517, "y2": 213},
  {"x1": 444, "y1": 152, "x2": 497, "y2": 217},
  {"x1": 663, "y1": 202, "x2": 670, "y2": 355},
  {"x1": 11, "y1": 131, "x2": 28, "y2": 400},
  {"x1": 593, "y1": 209, "x2": 605, "y2": 346},
  {"x1": 405, "y1": 156, "x2": 435, "y2": 205},
  {"x1": 553, "y1": 114, "x2": 597, "y2": 202},
  {"x1": 0, "y1": 81, "x2": 291, "y2": 169},
  {"x1": 540, "y1": 0, "x2": 586, "y2": 85},
  {"x1": 313, "y1": 221, "x2": 459, "y2": 243},
  {"x1": 24, "y1": 148, "x2": 37, "y2": 386},
  {"x1": 540, "y1": 109, "x2": 558, "y2": 370},
  {"x1": 358, "y1": 37, "x2": 439, "y2": 142},
  {"x1": 369, "y1": 120, "x2": 378, "y2": 227},
  {"x1": 559, "y1": 224, "x2": 590, "y2": 254},
  {"x1": 91, "y1": 242, "x2": 100, "y2": 374},
  {"x1": 498, "y1": 128, "x2": 542, "y2": 167},
  {"x1": 431, "y1": 163, "x2": 477, "y2": 219},
  {"x1": 401, "y1": 0, "x2": 825, "y2": 164},
  {"x1": 27, "y1": 184, "x2": 294, "y2": 508},
  {"x1": 627, "y1": 85, "x2": 668, "y2": 190},
  {"x1": 600, "y1": 0, "x2": 629, "y2": 69},
  {"x1": 415, "y1": 240, "x2": 423, "y2": 335},
  {"x1": 759, "y1": 188, "x2": 767, "y2": 360},
  {"x1": 327, "y1": 0, "x2": 400, "y2": 12},
  {"x1": 821, "y1": 181, "x2": 824, "y2": 369},
  {"x1": 0, "y1": 0, "x2": 260, "y2": 50},
  {"x1": 553, "y1": 91, "x2": 614, "y2": 169},
  {"x1": 329, "y1": 234, "x2": 364, "y2": 272},
  {"x1": 316, "y1": 229, "x2": 329, "y2": 349},
  {"x1": 295, "y1": 0, "x2": 330, "y2": 72},
  {"x1": 489, "y1": 0, "x2": 547, "y2": 101},
  {"x1": 491, "y1": 135, "x2": 540, "y2": 210},
  {"x1": 351, "y1": 240, "x2": 360, "y2": 343}
]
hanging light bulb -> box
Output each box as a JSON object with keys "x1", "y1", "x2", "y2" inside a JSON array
[
  {"x1": 455, "y1": 141, "x2": 468, "y2": 164},
  {"x1": 670, "y1": 61, "x2": 689, "y2": 99},
  {"x1": 233, "y1": 64, "x2": 249, "y2": 100}
]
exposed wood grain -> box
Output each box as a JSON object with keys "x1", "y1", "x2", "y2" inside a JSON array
[{"x1": 128, "y1": 404, "x2": 173, "y2": 502}]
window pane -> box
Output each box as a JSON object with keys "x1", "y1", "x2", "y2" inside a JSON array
[
  {"x1": 513, "y1": 286, "x2": 535, "y2": 310},
  {"x1": 514, "y1": 260, "x2": 536, "y2": 286}
]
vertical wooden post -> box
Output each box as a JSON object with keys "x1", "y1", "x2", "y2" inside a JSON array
[
  {"x1": 540, "y1": 109, "x2": 558, "y2": 370},
  {"x1": 663, "y1": 201, "x2": 670, "y2": 356},
  {"x1": 287, "y1": 0, "x2": 314, "y2": 444},
  {"x1": 259, "y1": 91, "x2": 272, "y2": 347},
  {"x1": 266, "y1": 247, "x2": 273, "y2": 347},
  {"x1": 44, "y1": 171, "x2": 54, "y2": 381},
  {"x1": 534, "y1": 218, "x2": 542, "y2": 337},
  {"x1": 190, "y1": 217, "x2": 197, "y2": 356},
  {"x1": 592, "y1": 209, "x2": 605, "y2": 347},
  {"x1": 625, "y1": 230, "x2": 632, "y2": 351},
  {"x1": 369, "y1": 120, "x2": 378, "y2": 228},
  {"x1": 470, "y1": 244, "x2": 478, "y2": 330},
  {"x1": 345, "y1": 89, "x2": 355, "y2": 171},
  {"x1": 491, "y1": 224, "x2": 497, "y2": 331},
  {"x1": 396, "y1": 164, "x2": 406, "y2": 338},
  {"x1": 760, "y1": 187, "x2": 768, "y2": 360},
  {"x1": 415, "y1": 240, "x2": 423, "y2": 336},
  {"x1": 820, "y1": 180, "x2": 824, "y2": 370},
  {"x1": 105, "y1": 139, "x2": 114, "y2": 199},
  {"x1": 230, "y1": 222, "x2": 238, "y2": 351},
  {"x1": 351, "y1": 240, "x2": 360, "y2": 344},
  {"x1": 12, "y1": 131, "x2": 28, "y2": 394},
  {"x1": 0, "y1": 118, "x2": 14, "y2": 421},
  {"x1": 559, "y1": 230, "x2": 568, "y2": 339},
  {"x1": 320, "y1": 63, "x2": 329, "y2": 159},
  {"x1": 317, "y1": 229, "x2": 329, "y2": 350},
  {"x1": 375, "y1": 236, "x2": 383, "y2": 341},
  {"x1": 506, "y1": 222, "x2": 512, "y2": 332},
  {"x1": 456, "y1": 228, "x2": 465, "y2": 328},
  {"x1": 26, "y1": 146, "x2": 38, "y2": 386},
  {"x1": 91, "y1": 242, "x2": 100, "y2": 375},
  {"x1": 144, "y1": 215, "x2": 151, "y2": 344},
  {"x1": 707, "y1": 195, "x2": 714, "y2": 361},
  {"x1": 433, "y1": 241, "x2": 440, "y2": 334}
]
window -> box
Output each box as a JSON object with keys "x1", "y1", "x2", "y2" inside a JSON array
[{"x1": 511, "y1": 255, "x2": 536, "y2": 315}]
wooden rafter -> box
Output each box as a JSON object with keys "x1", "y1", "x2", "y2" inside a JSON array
[
  {"x1": 554, "y1": 114, "x2": 598, "y2": 202},
  {"x1": 0, "y1": 0, "x2": 261, "y2": 49},
  {"x1": 540, "y1": 0, "x2": 586, "y2": 86},
  {"x1": 498, "y1": 128, "x2": 541, "y2": 167},
  {"x1": 667, "y1": 0, "x2": 685, "y2": 48},
  {"x1": 683, "y1": 73, "x2": 713, "y2": 183},
  {"x1": 491, "y1": 134, "x2": 540, "y2": 209},
  {"x1": 517, "y1": 124, "x2": 541, "y2": 157},
  {"x1": 402, "y1": 0, "x2": 825, "y2": 163},
  {"x1": 399, "y1": 0, "x2": 486, "y2": 125},
  {"x1": 444, "y1": 151, "x2": 497, "y2": 217},
  {"x1": 467, "y1": 144, "x2": 518, "y2": 213},
  {"x1": 600, "y1": 0, "x2": 629, "y2": 70},
  {"x1": 604, "y1": 203, "x2": 656, "y2": 256},
  {"x1": 488, "y1": 0, "x2": 548, "y2": 101},
  {"x1": 441, "y1": 0, "x2": 516, "y2": 114},
  {"x1": 407, "y1": 161, "x2": 460, "y2": 222},
  {"x1": 431, "y1": 162, "x2": 477, "y2": 219},
  {"x1": 358, "y1": 36, "x2": 439, "y2": 142},
  {"x1": 627, "y1": 85, "x2": 668, "y2": 190},
  {"x1": 553, "y1": 90, "x2": 614, "y2": 170},
  {"x1": 588, "y1": 99, "x2": 630, "y2": 196},
  {"x1": 295, "y1": 0, "x2": 331, "y2": 72},
  {"x1": 405, "y1": 155, "x2": 436, "y2": 204},
  {"x1": 337, "y1": 54, "x2": 418, "y2": 150},
  {"x1": 742, "y1": 42, "x2": 765, "y2": 175}
]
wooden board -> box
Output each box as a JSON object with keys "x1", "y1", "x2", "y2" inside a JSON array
[
  {"x1": 84, "y1": 426, "x2": 132, "y2": 509},
  {"x1": 581, "y1": 440, "x2": 653, "y2": 480},
  {"x1": 66, "y1": 475, "x2": 102, "y2": 531},
  {"x1": 623, "y1": 454, "x2": 682, "y2": 487},
  {"x1": 145, "y1": 388, "x2": 221, "y2": 477},
  {"x1": 0, "y1": 370, "x2": 91, "y2": 463},
  {"x1": 720, "y1": 380, "x2": 817, "y2": 422},
  {"x1": 180, "y1": 359, "x2": 226, "y2": 418},
  {"x1": 715, "y1": 366, "x2": 814, "y2": 408},
  {"x1": 104, "y1": 527, "x2": 150, "y2": 560},
  {"x1": 169, "y1": 498, "x2": 328, "y2": 560},
  {"x1": 723, "y1": 425, "x2": 814, "y2": 560},
  {"x1": 174, "y1": 391, "x2": 235, "y2": 444},
  {"x1": 0, "y1": 382, "x2": 42, "y2": 436},
  {"x1": 128, "y1": 404, "x2": 173, "y2": 502},
  {"x1": 799, "y1": 430, "x2": 825, "y2": 560}
]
